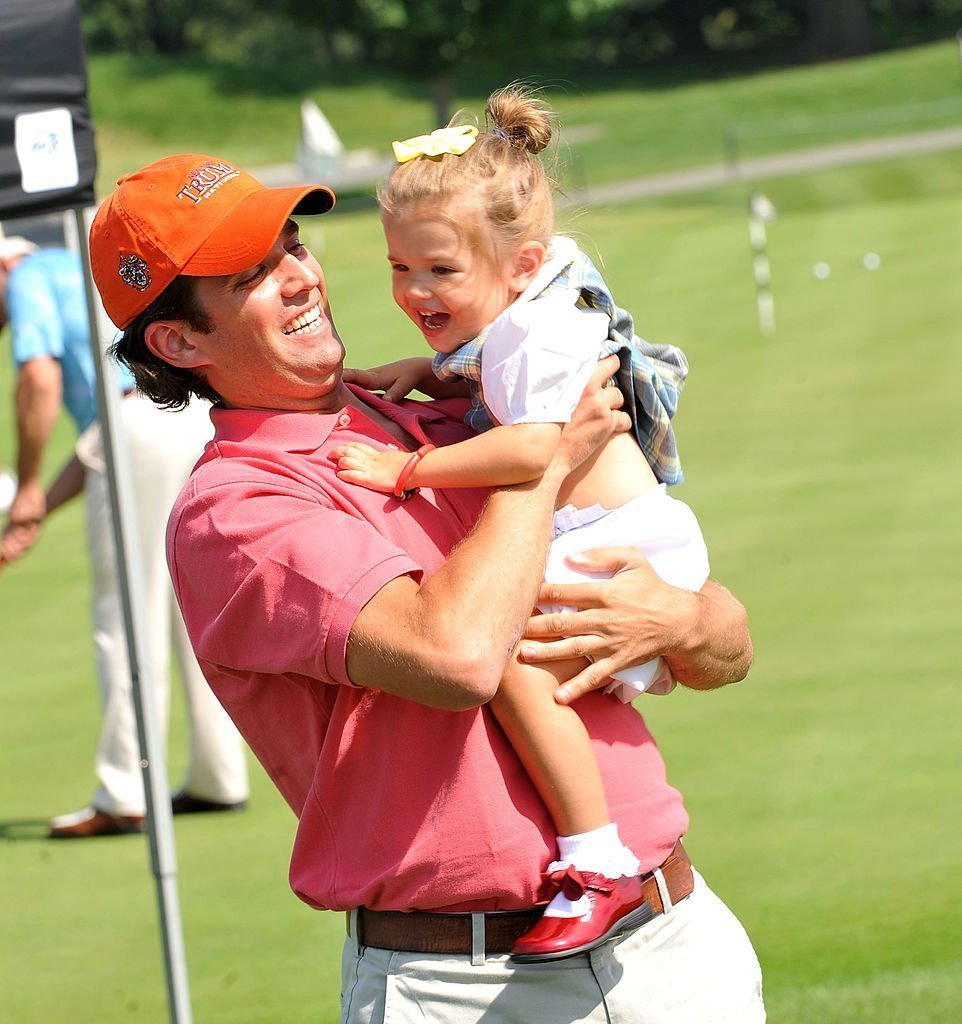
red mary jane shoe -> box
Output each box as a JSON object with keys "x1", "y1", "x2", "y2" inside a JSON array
[{"x1": 510, "y1": 866, "x2": 654, "y2": 963}]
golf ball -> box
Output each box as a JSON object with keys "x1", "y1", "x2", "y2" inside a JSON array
[
  {"x1": 813, "y1": 261, "x2": 831, "y2": 280},
  {"x1": 863, "y1": 252, "x2": 881, "y2": 271}
]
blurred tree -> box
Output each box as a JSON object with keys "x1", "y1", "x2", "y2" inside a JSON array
[
  {"x1": 663, "y1": 0, "x2": 718, "y2": 56},
  {"x1": 265, "y1": 0, "x2": 378, "y2": 63},
  {"x1": 708, "y1": 1, "x2": 806, "y2": 51},
  {"x1": 81, "y1": 0, "x2": 962, "y2": 74},
  {"x1": 572, "y1": 0, "x2": 806, "y2": 64},
  {"x1": 801, "y1": 0, "x2": 873, "y2": 56},
  {"x1": 82, "y1": 0, "x2": 256, "y2": 55},
  {"x1": 351, "y1": 0, "x2": 577, "y2": 125}
]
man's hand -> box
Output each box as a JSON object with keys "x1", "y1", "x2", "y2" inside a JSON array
[
  {"x1": 519, "y1": 546, "x2": 753, "y2": 705},
  {"x1": 552, "y1": 355, "x2": 631, "y2": 478},
  {"x1": 1, "y1": 479, "x2": 46, "y2": 567},
  {"x1": 0, "y1": 519, "x2": 40, "y2": 567}
]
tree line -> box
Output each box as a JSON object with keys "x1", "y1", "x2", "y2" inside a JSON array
[{"x1": 81, "y1": 0, "x2": 962, "y2": 122}]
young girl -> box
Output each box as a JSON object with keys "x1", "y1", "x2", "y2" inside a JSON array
[{"x1": 333, "y1": 86, "x2": 710, "y2": 961}]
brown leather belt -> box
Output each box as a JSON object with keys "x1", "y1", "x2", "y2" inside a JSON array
[{"x1": 353, "y1": 839, "x2": 693, "y2": 956}]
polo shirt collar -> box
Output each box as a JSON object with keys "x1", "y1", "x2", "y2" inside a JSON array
[{"x1": 209, "y1": 384, "x2": 448, "y2": 453}]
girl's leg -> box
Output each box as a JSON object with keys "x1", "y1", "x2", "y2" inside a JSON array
[
  {"x1": 490, "y1": 652, "x2": 640, "y2": 890},
  {"x1": 490, "y1": 653, "x2": 610, "y2": 837},
  {"x1": 491, "y1": 653, "x2": 644, "y2": 958}
]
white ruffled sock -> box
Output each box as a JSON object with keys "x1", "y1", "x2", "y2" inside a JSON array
[{"x1": 543, "y1": 823, "x2": 641, "y2": 918}]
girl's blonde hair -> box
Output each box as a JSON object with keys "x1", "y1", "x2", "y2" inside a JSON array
[{"x1": 378, "y1": 84, "x2": 557, "y2": 264}]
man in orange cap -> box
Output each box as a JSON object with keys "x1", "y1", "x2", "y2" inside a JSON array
[{"x1": 88, "y1": 153, "x2": 762, "y2": 1023}]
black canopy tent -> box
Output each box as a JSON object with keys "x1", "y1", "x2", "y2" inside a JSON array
[
  {"x1": 1, "y1": 2, "x2": 191, "y2": 1020},
  {"x1": 0, "y1": 0, "x2": 95, "y2": 215}
]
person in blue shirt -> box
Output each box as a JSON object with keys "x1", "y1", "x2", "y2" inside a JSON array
[{"x1": 0, "y1": 234, "x2": 249, "y2": 837}]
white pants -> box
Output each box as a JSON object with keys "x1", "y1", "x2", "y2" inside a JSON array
[
  {"x1": 339, "y1": 871, "x2": 764, "y2": 1023},
  {"x1": 79, "y1": 394, "x2": 248, "y2": 816},
  {"x1": 544, "y1": 486, "x2": 710, "y2": 699}
]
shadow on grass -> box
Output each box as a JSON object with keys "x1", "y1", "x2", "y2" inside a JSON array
[
  {"x1": 94, "y1": 52, "x2": 774, "y2": 105},
  {"x1": 0, "y1": 818, "x2": 53, "y2": 841},
  {"x1": 0, "y1": 818, "x2": 155, "y2": 842}
]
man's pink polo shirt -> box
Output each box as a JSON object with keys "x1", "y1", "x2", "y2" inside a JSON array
[{"x1": 167, "y1": 386, "x2": 688, "y2": 913}]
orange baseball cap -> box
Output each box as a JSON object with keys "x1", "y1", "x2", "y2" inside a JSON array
[{"x1": 90, "y1": 153, "x2": 336, "y2": 328}]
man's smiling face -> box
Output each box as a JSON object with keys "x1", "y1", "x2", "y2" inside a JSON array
[{"x1": 183, "y1": 220, "x2": 348, "y2": 412}]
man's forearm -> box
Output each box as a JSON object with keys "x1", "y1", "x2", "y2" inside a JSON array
[
  {"x1": 347, "y1": 467, "x2": 564, "y2": 709},
  {"x1": 15, "y1": 358, "x2": 62, "y2": 485},
  {"x1": 419, "y1": 470, "x2": 564, "y2": 671},
  {"x1": 665, "y1": 580, "x2": 753, "y2": 691}
]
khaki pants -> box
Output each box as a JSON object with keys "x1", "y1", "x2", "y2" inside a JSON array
[
  {"x1": 339, "y1": 871, "x2": 764, "y2": 1024},
  {"x1": 80, "y1": 394, "x2": 248, "y2": 815}
]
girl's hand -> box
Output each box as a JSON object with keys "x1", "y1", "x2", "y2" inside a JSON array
[
  {"x1": 331, "y1": 442, "x2": 411, "y2": 493},
  {"x1": 343, "y1": 358, "x2": 435, "y2": 404}
]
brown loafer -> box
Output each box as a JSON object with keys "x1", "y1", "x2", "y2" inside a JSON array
[
  {"x1": 48, "y1": 806, "x2": 145, "y2": 839},
  {"x1": 171, "y1": 790, "x2": 248, "y2": 815}
]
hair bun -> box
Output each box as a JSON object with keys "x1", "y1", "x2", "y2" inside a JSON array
[{"x1": 485, "y1": 84, "x2": 554, "y2": 155}]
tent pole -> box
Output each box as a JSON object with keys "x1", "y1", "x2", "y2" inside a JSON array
[{"x1": 74, "y1": 207, "x2": 194, "y2": 1024}]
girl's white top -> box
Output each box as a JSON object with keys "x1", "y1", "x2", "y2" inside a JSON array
[{"x1": 480, "y1": 237, "x2": 610, "y2": 428}]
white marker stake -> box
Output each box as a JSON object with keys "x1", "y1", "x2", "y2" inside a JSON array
[{"x1": 749, "y1": 214, "x2": 775, "y2": 336}]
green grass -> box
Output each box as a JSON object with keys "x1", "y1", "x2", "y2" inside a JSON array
[
  {"x1": 582, "y1": 158, "x2": 962, "y2": 1021},
  {"x1": 4, "y1": 46, "x2": 962, "y2": 1024}
]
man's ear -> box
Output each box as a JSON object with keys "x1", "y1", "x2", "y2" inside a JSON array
[
  {"x1": 506, "y1": 240, "x2": 546, "y2": 293},
  {"x1": 143, "y1": 321, "x2": 211, "y2": 369}
]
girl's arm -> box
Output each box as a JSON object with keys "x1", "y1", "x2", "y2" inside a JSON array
[
  {"x1": 333, "y1": 421, "x2": 562, "y2": 494},
  {"x1": 343, "y1": 357, "x2": 470, "y2": 403}
]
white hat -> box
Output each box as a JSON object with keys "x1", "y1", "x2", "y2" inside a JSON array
[{"x1": 0, "y1": 231, "x2": 39, "y2": 265}]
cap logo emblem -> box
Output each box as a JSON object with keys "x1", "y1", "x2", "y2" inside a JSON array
[
  {"x1": 119, "y1": 253, "x2": 151, "y2": 292},
  {"x1": 175, "y1": 160, "x2": 240, "y2": 205}
]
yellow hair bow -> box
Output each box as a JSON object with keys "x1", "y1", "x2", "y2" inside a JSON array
[{"x1": 392, "y1": 125, "x2": 479, "y2": 163}]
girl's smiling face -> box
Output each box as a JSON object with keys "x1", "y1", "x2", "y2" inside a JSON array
[{"x1": 382, "y1": 206, "x2": 535, "y2": 355}]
